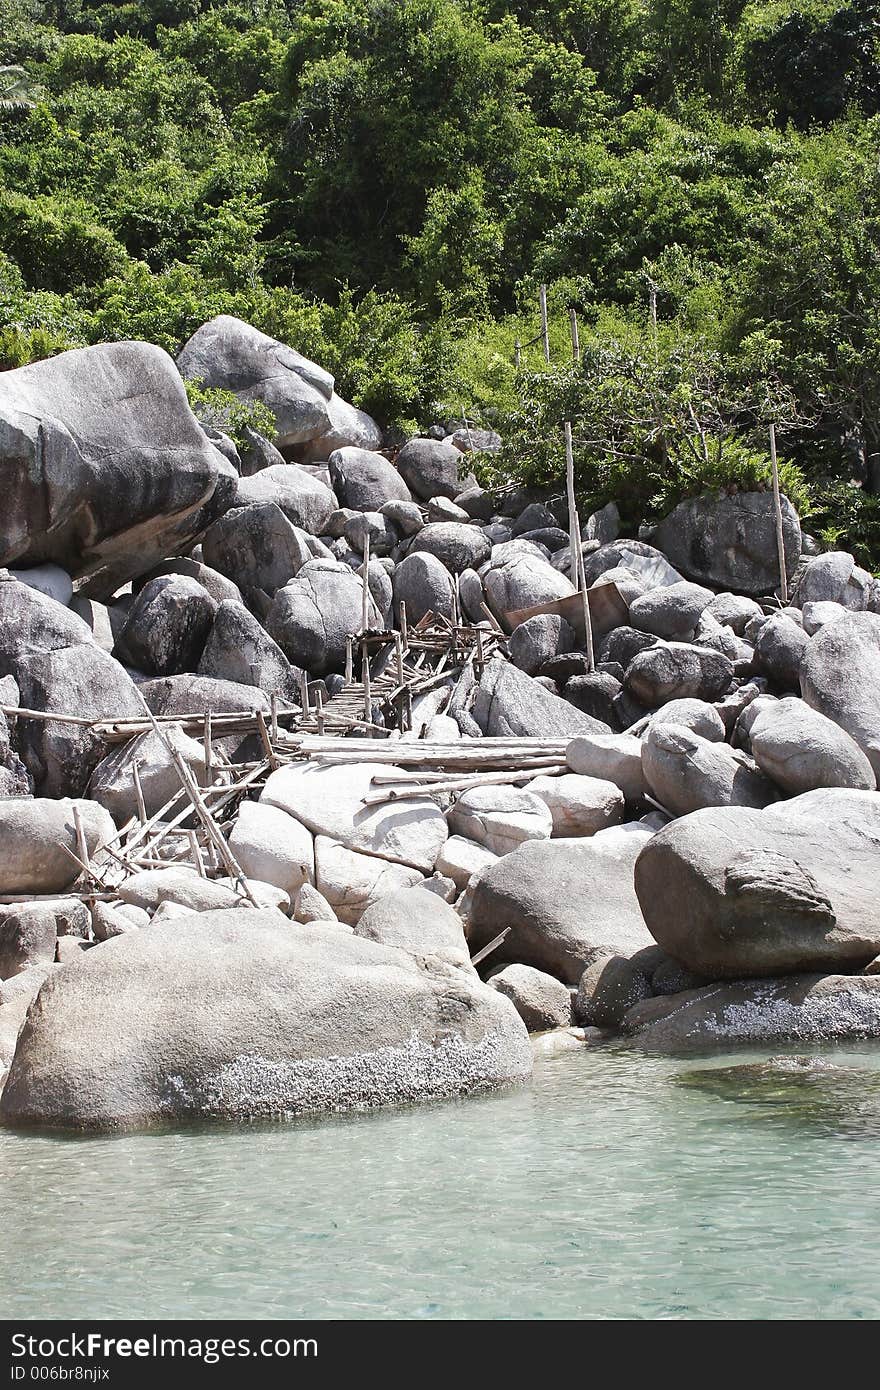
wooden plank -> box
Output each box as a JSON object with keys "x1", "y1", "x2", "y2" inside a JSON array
[{"x1": 504, "y1": 578, "x2": 628, "y2": 642}]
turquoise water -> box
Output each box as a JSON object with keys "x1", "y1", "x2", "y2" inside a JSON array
[{"x1": 3, "y1": 1041, "x2": 880, "y2": 1320}]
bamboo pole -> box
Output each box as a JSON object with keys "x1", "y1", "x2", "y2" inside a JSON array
[
  {"x1": 539, "y1": 283, "x2": 550, "y2": 364},
  {"x1": 203, "y1": 711, "x2": 213, "y2": 786},
  {"x1": 769, "y1": 423, "x2": 789, "y2": 604},
  {"x1": 132, "y1": 761, "x2": 147, "y2": 826},
  {"x1": 569, "y1": 307, "x2": 580, "y2": 362},
  {"x1": 576, "y1": 530, "x2": 596, "y2": 674},
  {"x1": 361, "y1": 530, "x2": 371, "y2": 634},
  {"x1": 564, "y1": 421, "x2": 579, "y2": 587}
]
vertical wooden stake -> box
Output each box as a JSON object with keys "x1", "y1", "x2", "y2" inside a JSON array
[
  {"x1": 315, "y1": 684, "x2": 325, "y2": 736},
  {"x1": 203, "y1": 712, "x2": 212, "y2": 787},
  {"x1": 72, "y1": 805, "x2": 92, "y2": 899},
  {"x1": 344, "y1": 636, "x2": 353, "y2": 685},
  {"x1": 270, "y1": 692, "x2": 278, "y2": 742},
  {"x1": 132, "y1": 761, "x2": 147, "y2": 826},
  {"x1": 769, "y1": 423, "x2": 789, "y2": 604},
  {"x1": 649, "y1": 280, "x2": 659, "y2": 366},
  {"x1": 539, "y1": 283, "x2": 550, "y2": 364},
  {"x1": 395, "y1": 632, "x2": 404, "y2": 686},
  {"x1": 569, "y1": 307, "x2": 580, "y2": 363},
  {"x1": 514, "y1": 339, "x2": 521, "y2": 370},
  {"x1": 362, "y1": 647, "x2": 372, "y2": 732},
  {"x1": 361, "y1": 530, "x2": 371, "y2": 634},
  {"x1": 564, "y1": 421, "x2": 579, "y2": 587},
  {"x1": 300, "y1": 669, "x2": 310, "y2": 722},
  {"x1": 576, "y1": 533, "x2": 596, "y2": 674},
  {"x1": 399, "y1": 600, "x2": 408, "y2": 649}
]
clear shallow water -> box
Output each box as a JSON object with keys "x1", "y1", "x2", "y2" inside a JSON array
[{"x1": 3, "y1": 1041, "x2": 880, "y2": 1320}]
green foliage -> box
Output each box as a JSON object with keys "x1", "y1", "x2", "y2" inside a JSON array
[
  {"x1": 183, "y1": 377, "x2": 276, "y2": 452},
  {"x1": 0, "y1": 0, "x2": 879, "y2": 563}
]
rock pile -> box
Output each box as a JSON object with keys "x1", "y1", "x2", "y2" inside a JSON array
[{"x1": 2, "y1": 316, "x2": 880, "y2": 1129}]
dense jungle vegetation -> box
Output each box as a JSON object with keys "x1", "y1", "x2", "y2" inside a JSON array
[{"x1": 1, "y1": 0, "x2": 879, "y2": 559}]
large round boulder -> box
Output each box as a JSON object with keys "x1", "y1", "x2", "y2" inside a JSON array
[
  {"x1": 651, "y1": 491, "x2": 801, "y2": 595},
  {"x1": 800, "y1": 611, "x2": 880, "y2": 779},
  {"x1": 177, "y1": 316, "x2": 334, "y2": 446},
  {"x1": 634, "y1": 801, "x2": 880, "y2": 977},
  {"x1": 266, "y1": 561, "x2": 381, "y2": 675},
  {"x1": 396, "y1": 438, "x2": 474, "y2": 501},
  {"x1": 328, "y1": 447, "x2": 411, "y2": 510},
  {"x1": 0, "y1": 342, "x2": 237, "y2": 598},
  {"x1": 0, "y1": 911, "x2": 532, "y2": 1131},
  {"x1": 232, "y1": 464, "x2": 338, "y2": 535}
]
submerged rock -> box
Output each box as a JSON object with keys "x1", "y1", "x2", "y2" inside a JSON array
[{"x1": 623, "y1": 975, "x2": 880, "y2": 1053}]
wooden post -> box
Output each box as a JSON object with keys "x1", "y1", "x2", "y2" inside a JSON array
[
  {"x1": 769, "y1": 423, "x2": 789, "y2": 604},
  {"x1": 203, "y1": 712, "x2": 213, "y2": 787},
  {"x1": 576, "y1": 533, "x2": 596, "y2": 674},
  {"x1": 132, "y1": 761, "x2": 147, "y2": 826},
  {"x1": 399, "y1": 600, "x2": 408, "y2": 648},
  {"x1": 564, "y1": 421, "x2": 579, "y2": 587},
  {"x1": 514, "y1": 339, "x2": 521, "y2": 370},
  {"x1": 361, "y1": 530, "x2": 371, "y2": 634},
  {"x1": 394, "y1": 632, "x2": 404, "y2": 686},
  {"x1": 72, "y1": 805, "x2": 92, "y2": 899},
  {"x1": 315, "y1": 684, "x2": 325, "y2": 736},
  {"x1": 539, "y1": 283, "x2": 550, "y2": 364},
  {"x1": 270, "y1": 693, "x2": 278, "y2": 742},
  {"x1": 362, "y1": 646, "x2": 372, "y2": 732},
  {"x1": 300, "y1": 668, "x2": 310, "y2": 720},
  {"x1": 569, "y1": 307, "x2": 580, "y2": 363},
  {"x1": 649, "y1": 280, "x2": 658, "y2": 365},
  {"x1": 344, "y1": 636, "x2": 353, "y2": 685}
]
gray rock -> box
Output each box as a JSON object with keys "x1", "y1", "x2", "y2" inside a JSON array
[
  {"x1": 625, "y1": 643, "x2": 734, "y2": 706},
  {"x1": 410, "y1": 523, "x2": 491, "y2": 575},
  {"x1": 472, "y1": 658, "x2": 610, "y2": 739},
  {"x1": 314, "y1": 838, "x2": 424, "y2": 925},
  {"x1": 508, "y1": 614, "x2": 574, "y2": 676},
  {"x1": 391, "y1": 551, "x2": 454, "y2": 625},
  {"x1": 565, "y1": 732, "x2": 646, "y2": 803},
  {"x1": 233, "y1": 464, "x2": 338, "y2": 535},
  {"x1": 117, "y1": 868, "x2": 243, "y2": 914},
  {"x1": 238, "y1": 425, "x2": 285, "y2": 477},
  {"x1": 0, "y1": 579, "x2": 144, "y2": 796},
  {"x1": 87, "y1": 724, "x2": 207, "y2": 824},
  {"x1": 641, "y1": 722, "x2": 777, "y2": 817},
  {"x1": 342, "y1": 511, "x2": 398, "y2": 557},
  {"x1": 115, "y1": 576, "x2": 217, "y2": 676},
  {"x1": 227, "y1": 801, "x2": 315, "y2": 897},
  {"x1": 483, "y1": 552, "x2": 575, "y2": 628},
  {"x1": 797, "y1": 551, "x2": 873, "y2": 610},
  {"x1": 0, "y1": 905, "x2": 57, "y2": 980},
  {"x1": 0, "y1": 342, "x2": 236, "y2": 598},
  {"x1": 177, "y1": 315, "x2": 333, "y2": 446},
  {"x1": 648, "y1": 698, "x2": 726, "y2": 742},
  {"x1": 705, "y1": 592, "x2": 764, "y2": 634},
  {"x1": 628, "y1": 581, "x2": 714, "y2": 639},
  {"x1": 489, "y1": 964, "x2": 572, "y2": 1032},
  {"x1": 802, "y1": 600, "x2": 848, "y2": 635},
  {"x1": 575, "y1": 952, "x2": 653, "y2": 1029},
  {"x1": 511, "y1": 502, "x2": 557, "y2": 537},
  {"x1": 380, "y1": 499, "x2": 423, "y2": 537},
  {"x1": 0, "y1": 798, "x2": 115, "y2": 895},
  {"x1": 564, "y1": 672, "x2": 621, "y2": 727},
  {"x1": 468, "y1": 831, "x2": 655, "y2": 984},
  {"x1": 294, "y1": 882, "x2": 337, "y2": 924},
  {"x1": 299, "y1": 394, "x2": 382, "y2": 464},
  {"x1": 800, "y1": 612, "x2": 880, "y2": 778},
  {"x1": 266, "y1": 561, "x2": 381, "y2": 675},
  {"x1": 427, "y1": 496, "x2": 469, "y2": 524},
  {"x1": 634, "y1": 804, "x2": 880, "y2": 977},
  {"x1": 396, "y1": 438, "x2": 474, "y2": 501},
  {"x1": 458, "y1": 568, "x2": 485, "y2": 623},
  {"x1": 524, "y1": 773, "x2": 624, "y2": 837},
  {"x1": 599, "y1": 626, "x2": 659, "y2": 669},
  {"x1": 0, "y1": 910, "x2": 531, "y2": 1130},
  {"x1": 449, "y1": 785, "x2": 552, "y2": 856},
  {"x1": 582, "y1": 502, "x2": 620, "y2": 546},
  {"x1": 198, "y1": 600, "x2": 304, "y2": 702},
  {"x1": 202, "y1": 502, "x2": 323, "y2": 602},
  {"x1": 133, "y1": 558, "x2": 243, "y2": 608},
  {"x1": 652, "y1": 491, "x2": 801, "y2": 595},
  {"x1": 581, "y1": 541, "x2": 684, "y2": 590},
  {"x1": 262, "y1": 760, "x2": 447, "y2": 872},
  {"x1": 749, "y1": 697, "x2": 876, "y2": 794},
  {"x1": 623, "y1": 974, "x2": 880, "y2": 1053},
  {"x1": 329, "y1": 447, "x2": 411, "y2": 510},
  {"x1": 9, "y1": 564, "x2": 73, "y2": 606},
  {"x1": 435, "y1": 835, "x2": 499, "y2": 892},
  {"x1": 354, "y1": 886, "x2": 470, "y2": 969},
  {"x1": 753, "y1": 612, "x2": 809, "y2": 688}
]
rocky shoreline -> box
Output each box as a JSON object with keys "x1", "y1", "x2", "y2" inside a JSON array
[{"x1": 1, "y1": 314, "x2": 879, "y2": 1132}]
